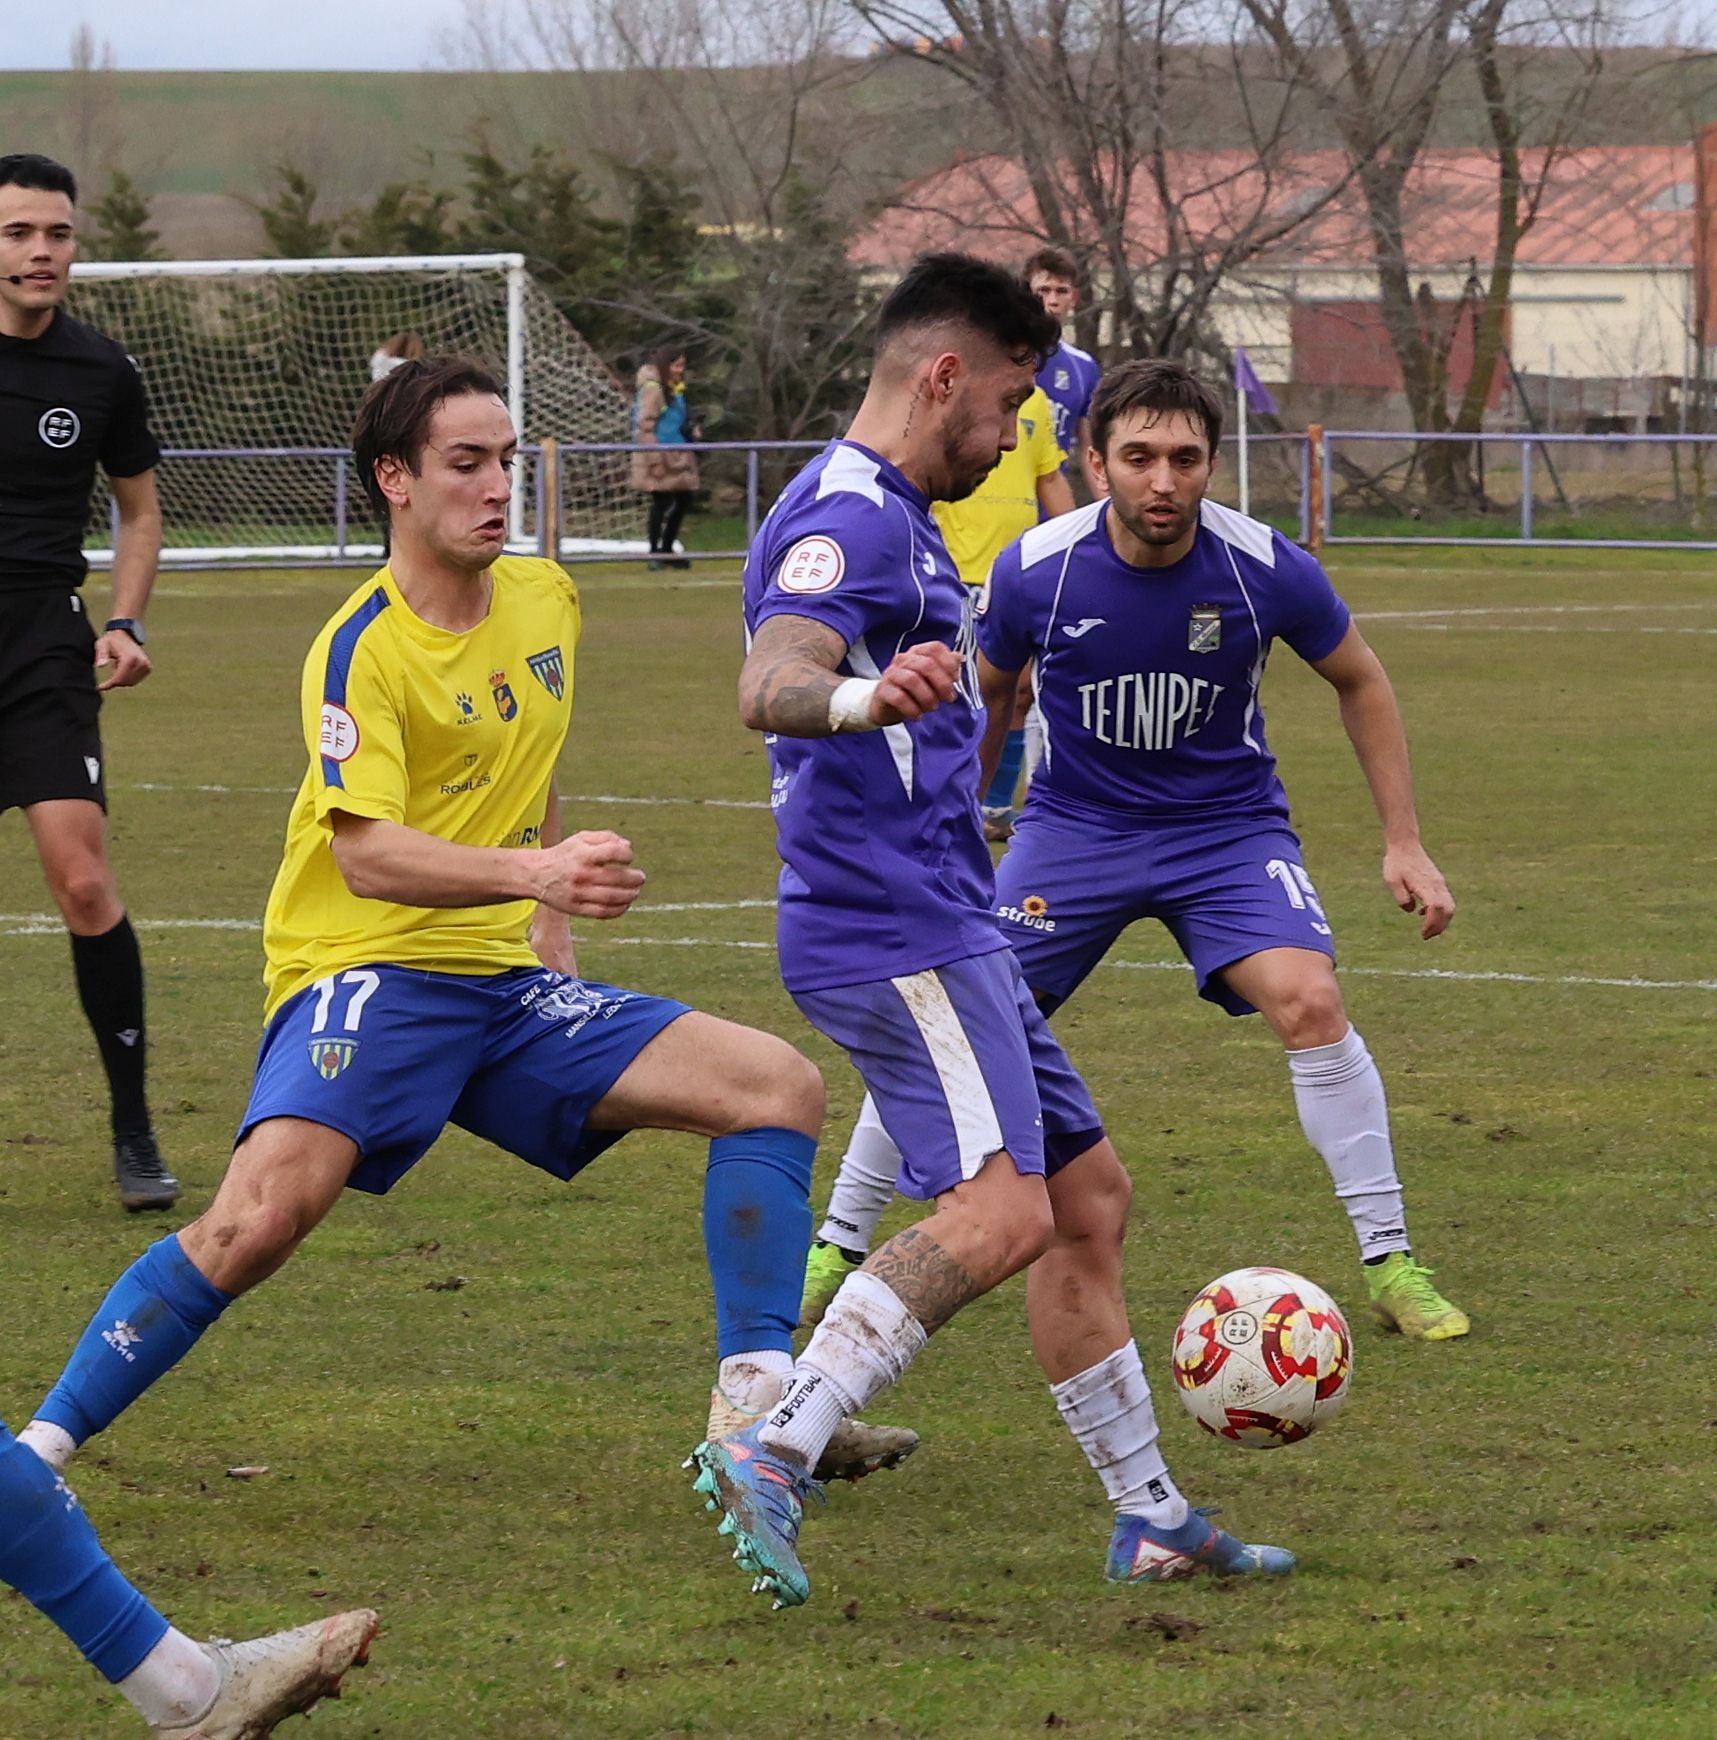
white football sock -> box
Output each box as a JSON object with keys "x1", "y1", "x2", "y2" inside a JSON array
[
  {"x1": 117, "y1": 1628, "x2": 222, "y2": 1727},
  {"x1": 1287, "y1": 1025, "x2": 1410, "y2": 1259},
  {"x1": 18, "y1": 1420, "x2": 75, "y2": 1474},
  {"x1": 716, "y1": 1349, "x2": 793, "y2": 1415},
  {"x1": 1050, "y1": 1340, "x2": 1187, "y2": 1529},
  {"x1": 816, "y1": 1094, "x2": 900, "y2": 1254},
  {"x1": 760, "y1": 1271, "x2": 927, "y2": 1468}
]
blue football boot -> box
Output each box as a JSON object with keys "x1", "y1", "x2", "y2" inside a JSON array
[
  {"x1": 1106, "y1": 1506, "x2": 1296, "y2": 1583},
  {"x1": 687, "y1": 1424, "x2": 822, "y2": 1609}
]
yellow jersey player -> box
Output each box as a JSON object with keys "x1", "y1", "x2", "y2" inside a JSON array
[
  {"x1": 932, "y1": 384, "x2": 1071, "y2": 589},
  {"x1": 17, "y1": 356, "x2": 911, "y2": 1544}
]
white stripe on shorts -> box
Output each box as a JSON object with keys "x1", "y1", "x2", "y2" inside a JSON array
[{"x1": 888, "y1": 967, "x2": 1004, "y2": 1181}]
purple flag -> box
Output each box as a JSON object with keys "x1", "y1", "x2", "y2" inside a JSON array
[{"x1": 1233, "y1": 346, "x2": 1279, "y2": 419}]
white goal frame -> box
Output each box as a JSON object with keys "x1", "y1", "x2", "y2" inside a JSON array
[{"x1": 70, "y1": 252, "x2": 633, "y2": 566}]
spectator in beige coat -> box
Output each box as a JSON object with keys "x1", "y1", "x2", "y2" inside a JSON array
[{"x1": 630, "y1": 346, "x2": 700, "y2": 569}]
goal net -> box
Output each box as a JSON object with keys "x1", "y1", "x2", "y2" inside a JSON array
[{"x1": 67, "y1": 253, "x2": 637, "y2": 566}]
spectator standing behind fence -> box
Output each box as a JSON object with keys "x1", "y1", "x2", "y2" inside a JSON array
[
  {"x1": 369, "y1": 332, "x2": 425, "y2": 383},
  {"x1": 630, "y1": 346, "x2": 701, "y2": 570}
]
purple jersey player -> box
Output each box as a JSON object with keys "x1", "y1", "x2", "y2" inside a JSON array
[
  {"x1": 689, "y1": 254, "x2": 1295, "y2": 1613},
  {"x1": 1024, "y1": 246, "x2": 1102, "y2": 497},
  {"x1": 804, "y1": 359, "x2": 1469, "y2": 1350}
]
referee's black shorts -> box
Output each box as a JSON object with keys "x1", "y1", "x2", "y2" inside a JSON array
[{"x1": 0, "y1": 589, "x2": 107, "y2": 814}]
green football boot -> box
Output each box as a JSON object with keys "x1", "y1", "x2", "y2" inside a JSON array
[
  {"x1": 799, "y1": 1240, "x2": 862, "y2": 1330},
  {"x1": 1366, "y1": 1251, "x2": 1470, "y2": 1341}
]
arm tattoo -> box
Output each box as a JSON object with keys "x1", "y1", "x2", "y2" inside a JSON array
[
  {"x1": 861, "y1": 1224, "x2": 980, "y2": 1335},
  {"x1": 739, "y1": 613, "x2": 851, "y2": 736}
]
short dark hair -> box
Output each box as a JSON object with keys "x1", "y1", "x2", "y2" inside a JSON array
[
  {"x1": 1021, "y1": 246, "x2": 1078, "y2": 286},
  {"x1": 876, "y1": 252, "x2": 1060, "y2": 369},
  {"x1": 1090, "y1": 358, "x2": 1224, "y2": 456},
  {"x1": 351, "y1": 354, "x2": 508, "y2": 519},
  {"x1": 0, "y1": 153, "x2": 78, "y2": 204}
]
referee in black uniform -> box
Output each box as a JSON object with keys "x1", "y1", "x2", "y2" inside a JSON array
[{"x1": 0, "y1": 153, "x2": 179, "y2": 1211}]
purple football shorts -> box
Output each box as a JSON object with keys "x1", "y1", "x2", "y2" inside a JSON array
[
  {"x1": 793, "y1": 947, "x2": 1103, "y2": 1200},
  {"x1": 995, "y1": 809, "x2": 1337, "y2": 1016}
]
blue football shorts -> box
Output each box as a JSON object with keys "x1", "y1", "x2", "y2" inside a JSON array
[{"x1": 239, "y1": 964, "x2": 692, "y2": 1193}]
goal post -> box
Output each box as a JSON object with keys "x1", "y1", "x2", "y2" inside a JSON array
[{"x1": 67, "y1": 253, "x2": 637, "y2": 566}]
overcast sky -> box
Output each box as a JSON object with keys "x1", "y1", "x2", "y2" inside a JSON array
[
  {"x1": 3, "y1": 1, "x2": 471, "y2": 71},
  {"x1": 6, "y1": 0, "x2": 1715, "y2": 69}
]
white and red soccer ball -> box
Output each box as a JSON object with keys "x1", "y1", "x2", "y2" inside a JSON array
[{"x1": 1171, "y1": 1266, "x2": 1353, "y2": 1448}]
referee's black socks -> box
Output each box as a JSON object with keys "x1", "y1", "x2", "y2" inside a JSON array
[{"x1": 69, "y1": 915, "x2": 151, "y2": 1141}]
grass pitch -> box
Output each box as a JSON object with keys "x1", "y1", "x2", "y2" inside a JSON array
[{"x1": 1, "y1": 547, "x2": 1714, "y2": 1739}]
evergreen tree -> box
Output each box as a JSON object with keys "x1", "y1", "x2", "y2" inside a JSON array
[
  {"x1": 258, "y1": 163, "x2": 334, "y2": 258},
  {"x1": 85, "y1": 170, "x2": 161, "y2": 262},
  {"x1": 340, "y1": 175, "x2": 455, "y2": 257},
  {"x1": 454, "y1": 142, "x2": 624, "y2": 349}
]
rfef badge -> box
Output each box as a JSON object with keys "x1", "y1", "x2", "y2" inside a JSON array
[{"x1": 1188, "y1": 605, "x2": 1222, "y2": 654}]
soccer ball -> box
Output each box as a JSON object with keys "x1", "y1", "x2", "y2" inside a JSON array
[{"x1": 1170, "y1": 1266, "x2": 1352, "y2": 1448}]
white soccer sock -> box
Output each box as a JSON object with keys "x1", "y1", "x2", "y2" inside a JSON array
[
  {"x1": 716, "y1": 1349, "x2": 794, "y2": 1415},
  {"x1": 1023, "y1": 701, "x2": 1045, "y2": 782},
  {"x1": 1286, "y1": 1025, "x2": 1410, "y2": 1259},
  {"x1": 18, "y1": 1421, "x2": 75, "y2": 1474},
  {"x1": 117, "y1": 1628, "x2": 222, "y2": 1727},
  {"x1": 816, "y1": 1094, "x2": 900, "y2": 1255},
  {"x1": 1050, "y1": 1340, "x2": 1187, "y2": 1529},
  {"x1": 760, "y1": 1271, "x2": 928, "y2": 1468}
]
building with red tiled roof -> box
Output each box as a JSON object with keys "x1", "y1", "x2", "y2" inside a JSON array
[{"x1": 854, "y1": 143, "x2": 1701, "y2": 424}]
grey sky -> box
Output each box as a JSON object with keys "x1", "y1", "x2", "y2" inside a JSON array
[
  {"x1": 4, "y1": 0, "x2": 469, "y2": 71},
  {"x1": 7, "y1": 0, "x2": 1715, "y2": 69}
]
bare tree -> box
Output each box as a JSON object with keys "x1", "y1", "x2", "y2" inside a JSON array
[
  {"x1": 67, "y1": 24, "x2": 121, "y2": 178},
  {"x1": 462, "y1": 0, "x2": 891, "y2": 443},
  {"x1": 1240, "y1": 0, "x2": 1467, "y2": 469}
]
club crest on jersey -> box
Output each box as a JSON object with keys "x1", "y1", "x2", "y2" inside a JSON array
[
  {"x1": 1188, "y1": 606, "x2": 1222, "y2": 654},
  {"x1": 489, "y1": 670, "x2": 518, "y2": 722},
  {"x1": 527, "y1": 646, "x2": 566, "y2": 701},
  {"x1": 308, "y1": 1038, "x2": 357, "y2": 1080}
]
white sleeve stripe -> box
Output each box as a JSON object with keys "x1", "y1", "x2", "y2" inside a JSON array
[
  {"x1": 889, "y1": 968, "x2": 1005, "y2": 1180},
  {"x1": 847, "y1": 634, "x2": 915, "y2": 799}
]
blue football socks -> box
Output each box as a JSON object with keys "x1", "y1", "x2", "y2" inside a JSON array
[
  {"x1": 705, "y1": 1128, "x2": 815, "y2": 1358},
  {"x1": 0, "y1": 1424, "x2": 168, "y2": 1681},
  {"x1": 34, "y1": 1234, "x2": 233, "y2": 1446},
  {"x1": 984, "y1": 728, "x2": 1027, "y2": 810}
]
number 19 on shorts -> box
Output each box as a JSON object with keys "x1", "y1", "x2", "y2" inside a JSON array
[{"x1": 1266, "y1": 859, "x2": 1333, "y2": 937}]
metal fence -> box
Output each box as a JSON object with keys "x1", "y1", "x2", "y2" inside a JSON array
[
  {"x1": 1314, "y1": 428, "x2": 1717, "y2": 551},
  {"x1": 84, "y1": 430, "x2": 1717, "y2": 568}
]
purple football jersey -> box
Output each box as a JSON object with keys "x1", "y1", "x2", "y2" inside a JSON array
[
  {"x1": 742, "y1": 440, "x2": 1007, "y2": 993},
  {"x1": 1035, "y1": 340, "x2": 1101, "y2": 467},
  {"x1": 977, "y1": 498, "x2": 1352, "y2": 825}
]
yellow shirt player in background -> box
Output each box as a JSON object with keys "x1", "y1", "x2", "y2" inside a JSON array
[
  {"x1": 933, "y1": 386, "x2": 1073, "y2": 588},
  {"x1": 933, "y1": 385, "x2": 1073, "y2": 838},
  {"x1": 17, "y1": 357, "x2": 911, "y2": 1563}
]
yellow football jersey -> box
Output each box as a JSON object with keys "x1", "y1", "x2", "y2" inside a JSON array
[
  {"x1": 261, "y1": 555, "x2": 580, "y2": 1021},
  {"x1": 933, "y1": 388, "x2": 1067, "y2": 588}
]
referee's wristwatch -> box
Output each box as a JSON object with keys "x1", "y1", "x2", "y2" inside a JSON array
[{"x1": 103, "y1": 617, "x2": 147, "y2": 646}]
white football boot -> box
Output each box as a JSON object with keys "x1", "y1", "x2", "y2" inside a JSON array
[{"x1": 152, "y1": 1608, "x2": 380, "y2": 1740}]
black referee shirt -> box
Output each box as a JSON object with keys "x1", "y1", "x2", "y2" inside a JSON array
[{"x1": 0, "y1": 308, "x2": 160, "y2": 591}]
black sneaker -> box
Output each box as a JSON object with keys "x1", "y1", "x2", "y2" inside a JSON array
[{"x1": 114, "y1": 1132, "x2": 181, "y2": 1212}]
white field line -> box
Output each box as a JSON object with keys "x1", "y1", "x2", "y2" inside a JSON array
[
  {"x1": 0, "y1": 909, "x2": 1710, "y2": 991},
  {"x1": 1358, "y1": 602, "x2": 1716, "y2": 620},
  {"x1": 1375, "y1": 623, "x2": 1717, "y2": 636}
]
